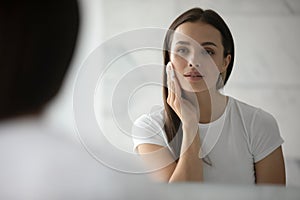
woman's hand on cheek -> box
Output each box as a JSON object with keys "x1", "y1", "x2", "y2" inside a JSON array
[{"x1": 166, "y1": 62, "x2": 199, "y2": 131}]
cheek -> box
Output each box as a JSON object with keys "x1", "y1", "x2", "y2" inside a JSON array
[
  {"x1": 201, "y1": 58, "x2": 222, "y2": 87},
  {"x1": 204, "y1": 57, "x2": 223, "y2": 75},
  {"x1": 211, "y1": 55, "x2": 226, "y2": 72},
  {"x1": 170, "y1": 53, "x2": 187, "y2": 71}
]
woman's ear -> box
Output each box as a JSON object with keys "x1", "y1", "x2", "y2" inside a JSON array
[{"x1": 221, "y1": 54, "x2": 231, "y2": 73}]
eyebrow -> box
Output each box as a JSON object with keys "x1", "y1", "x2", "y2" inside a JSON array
[
  {"x1": 175, "y1": 41, "x2": 217, "y2": 47},
  {"x1": 175, "y1": 41, "x2": 191, "y2": 45},
  {"x1": 201, "y1": 42, "x2": 217, "y2": 47}
]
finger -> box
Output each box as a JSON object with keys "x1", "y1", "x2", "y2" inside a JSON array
[
  {"x1": 169, "y1": 79, "x2": 175, "y2": 104},
  {"x1": 172, "y1": 69, "x2": 182, "y2": 99},
  {"x1": 166, "y1": 63, "x2": 171, "y2": 95},
  {"x1": 169, "y1": 64, "x2": 176, "y2": 103},
  {"x1": 166, "y1": 62, "x2": 175, "y2": 104}
]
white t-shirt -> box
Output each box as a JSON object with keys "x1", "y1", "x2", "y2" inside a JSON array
[{"x1": 132, "y1": 96, "x2": 284, "y2": 184}]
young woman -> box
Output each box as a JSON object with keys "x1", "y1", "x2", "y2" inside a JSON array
[{"x1": 132, "y1": 8, "x2": 285, "y2": 185}]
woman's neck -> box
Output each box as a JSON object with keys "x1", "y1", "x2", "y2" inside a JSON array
[{"x1": 194, "y1": 89, "x2": 228, "y2": 124}]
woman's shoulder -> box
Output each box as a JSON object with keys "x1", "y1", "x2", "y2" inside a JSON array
[
  {"x1": 228, "y1": 96, "x2": 278, "y2": 126},
  {"x1": 228, "y1": 98, "x2": 283, "y2": 162},
  {"x1": 229, "y1": 96, "x2": 259, "y2": 112},
  {"x1": 229, "y1": 96, "x2": 269, "y2": 117},
  {"x1": 133, "y1": 106, "x2": 165, "y2": 128},
  {"x1": 131, "y1": 106, "x2": 167, "y2": 148},
  {"x1": 228, "y1": 96, "x2": 278, "y2": 129}
]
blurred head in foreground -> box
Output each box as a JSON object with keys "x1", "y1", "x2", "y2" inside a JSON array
[{"x1": 0, "y1": 0, "x2": 79, "y2": 120}]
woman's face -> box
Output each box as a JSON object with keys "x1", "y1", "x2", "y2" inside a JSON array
[{"x1": 170, "y1": 21, "x2": 231, "y2": 92}]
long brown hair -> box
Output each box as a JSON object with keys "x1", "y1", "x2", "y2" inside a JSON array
[{"x1": 162, "y1": 8, "x2": 235, "y2": 156}]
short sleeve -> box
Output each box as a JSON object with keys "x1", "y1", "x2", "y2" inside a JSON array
[
  {"x1": 250, "y1": 109, "x2": 284, "y2": 163},
  {"x1": 131, "y1": 113, "x2": 167, "y2": 153}
]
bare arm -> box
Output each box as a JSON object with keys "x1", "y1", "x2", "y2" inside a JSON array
[
  {"x1": 254, "y1": 146, "x2": 285, "y2": 185},
  {"x1": 137, "y1": 127, "x2": 202, "y2": 182},
  {"x1": 137, "y1": 144, "x2": 176, "y2": 181}
]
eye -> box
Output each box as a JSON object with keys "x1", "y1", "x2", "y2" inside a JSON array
[
  {"x1": 201, "y1": 49, "x2": 215, "y2": 56},
  {"x1": 176, "y1": 47, "x2": 190, "y2": 55}
]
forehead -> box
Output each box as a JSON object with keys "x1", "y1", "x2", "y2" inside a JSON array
[{"x1": 173, "y1": 21, "x2": 222, "y2": 47}]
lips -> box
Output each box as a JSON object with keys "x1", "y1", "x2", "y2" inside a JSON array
[{"x1": 183, "y1": 71, "x2": 204, "y2": 78}]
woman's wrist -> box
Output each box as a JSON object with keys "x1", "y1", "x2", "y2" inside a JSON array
[
  {"x1": 181, "y1": 123, "x2": 199, "y2": 146},
  {"x1": 182, "y1": 123, "x2": 199, "y2": 134},
  {"x1": 180, "y1": 126, "x2": 200, "y2": 156}
]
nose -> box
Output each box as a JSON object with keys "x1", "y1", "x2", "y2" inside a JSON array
[
  {"x1": 188, "y1": 63, "x2": 200, "y2": 68},
  {"x1": 188, "y1": 53, "x2": 201, "y2": 68}
]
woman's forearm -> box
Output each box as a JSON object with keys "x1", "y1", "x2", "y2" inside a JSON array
[{"x1": 169, "y1": 126, "x2": 203, "y2": 182}]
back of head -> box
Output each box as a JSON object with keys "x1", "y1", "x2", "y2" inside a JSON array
[{"x1": 0, "y1": 0, "x2": 79, "y2": 120}]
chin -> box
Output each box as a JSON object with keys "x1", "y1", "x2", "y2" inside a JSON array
[{"x1": 182, "y1": 84, "x2": 208, "y2": 93}]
